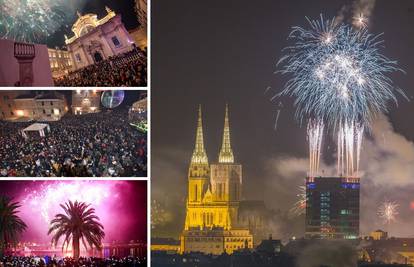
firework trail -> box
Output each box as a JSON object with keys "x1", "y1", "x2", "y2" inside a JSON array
[
  {"x1": 336, "y1": 121, "x2": 364, "y2": 176},
  {"x1": 307, "y1": 119, "x2": 324, "y2": 177},
  {"x1": 274, "y1": 101, "x2": 283, "y2": 131},
  {"x1": 290, "y1": 185, "x2": 307, "y2": 216},
  {"x1": 278, "y1": 15, "x2": 405, "y2": 176},
  {"x1": 378, "y1": 201, "x2": 399, "y2": 225}
]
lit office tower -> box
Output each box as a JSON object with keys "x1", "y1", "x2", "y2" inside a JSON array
[{"x1": 305, "y1": 176, "x2": 360, "y2": 239}]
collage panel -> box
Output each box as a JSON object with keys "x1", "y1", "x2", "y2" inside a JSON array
[
  {"x1": 150, "y1": 1, "x2": 414, "y2": 267},
  {"x1": 0, "y1": 0, "x2": 147, "y2": 87},
  {"x1": 0, "y1": 180, "x2": 147, "y2": 266},
  {"x1": 0, "y1": 89, "x2": 148, "y2": 177}
]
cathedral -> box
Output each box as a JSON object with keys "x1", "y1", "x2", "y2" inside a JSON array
[
  {"x1": 180, "y1": 105, "x2": 254, "y2": 255},
  {"x1": 64, "y1": 7, "x2": 135, "y2": 71}
]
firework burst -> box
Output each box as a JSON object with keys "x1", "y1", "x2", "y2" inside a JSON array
[
  {"x1": 353, "y1": 13, "x2": 367, "y2": 29},
  {"x1": 151, "y1": 200, "x2": 165, "y2": 229},
  {"x1": 278, "y1": 15, "x2": 405, "y2": 176},
  {"x1": 378, "y1": 201, "x2": 399, "y2": 225},
  {"x1": 0, "y1": 0, "x2": 68, "y2": 43},
  {"x1": 21, "y1": 181, "x2": 119, "y2": 224}
]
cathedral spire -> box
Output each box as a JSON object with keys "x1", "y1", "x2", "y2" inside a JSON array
[
  {"x1": 219, "y1": 104, "x2": 234, "y2": 163},
  {"x1": 191, "y1": 105, "x2": 208, "y2": 164}
]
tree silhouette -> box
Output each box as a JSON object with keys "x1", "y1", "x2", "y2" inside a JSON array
[
  {"x1": 48, "y1": 200, "x2": 105, "y2": 259},
  {"x1": 0, "y1": 196, "x2": 27, "y2": 257}
]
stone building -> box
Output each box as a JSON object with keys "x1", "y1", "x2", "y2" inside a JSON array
[
  {"x1": 0, "y1": 91, "x2": 68, "y2": 122},
  {"x1": 48, "y1": 48, "x2": 73, "y2": 78},
  {"x1": 130, "y1": 0, "x2": 148, "y2": 49},
  {"x1": 103, "y1": 241, "x2": 147, "y2": 259},
  {"x1": 0, "y1": 91, "x2": 25, "y2": 120},
  {"x1": 64, "y1": 7, "x2": 135, "y2": 71},
  {"x1": 180, "y1": 105, "x2": 253, "y2": 255}
]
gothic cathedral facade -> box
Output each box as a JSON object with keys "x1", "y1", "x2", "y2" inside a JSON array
[{"x1": 180, "y1": 105, "x2": 253, "y2": 255}]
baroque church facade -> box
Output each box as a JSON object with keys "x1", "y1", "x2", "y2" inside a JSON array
[
  {"x1": 180, "y1": 105, "x2": 254, "y2": 255},
  {"x1": 64, "y1": 7, "x2": 135, "y2": 71}
]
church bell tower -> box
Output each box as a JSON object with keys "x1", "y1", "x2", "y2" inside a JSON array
[
  {"x1": 211, "y1": 104, "x2": 242, "y2": 203},
  {"x1": 187, "y1": 106, "x2": 210, "y2": 203}
]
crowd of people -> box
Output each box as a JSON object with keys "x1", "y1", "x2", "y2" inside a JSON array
[
  {"x1": 0, "y1": 256, "x2": 146, "y2": 267},
  {"x1": 0, "y1": 109, "x2": 147, "y2": 177},
  {"x1": 54, "y1": 48, "x2": 147, "y2": 87}
]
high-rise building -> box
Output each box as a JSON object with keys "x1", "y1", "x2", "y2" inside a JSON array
[
  {"x1": 180, "y1": 105, "x2": 253, "y2": 255},
  {"x1": 305, "y1": 176, "x2": 360, "y2": 239}
]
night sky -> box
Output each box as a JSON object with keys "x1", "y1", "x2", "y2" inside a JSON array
[
  {"x1": 46, "y1": 0, "x2": 139, "y2": 48},
  {"x1": 152, "y1": 0, "x2": 414, "y2": 239},
  {"x1": 0, "y1": 180, "x2": 147, "y2": 243}
]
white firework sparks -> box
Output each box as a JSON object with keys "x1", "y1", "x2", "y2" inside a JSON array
[
  {"x1": 277, "y1": 15, "x2": 405, "y2": 176},
  {"x1": 378, "y1": 201, "x2": 399, "y2": 225}
]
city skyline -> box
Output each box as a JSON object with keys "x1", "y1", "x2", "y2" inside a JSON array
[{"x1": 152, "y1": 0, "x2": 414, "y2": 240}]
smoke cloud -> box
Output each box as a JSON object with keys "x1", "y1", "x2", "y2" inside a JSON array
[
  {"x1": 263, "y1": 115, "x2": 414, "y2": 237},
  {"x1": 335, "y1": 0, "x2": 377, "y2": 27},
  {"x1": 295, "y1": 240, "x2": 358, "y2": 267},
  {"x1": 152, "y1": 114, "x2": 414, "y2": 241}
]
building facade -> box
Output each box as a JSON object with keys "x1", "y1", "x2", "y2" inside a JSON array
[
  {"x1": 103, "y1": 241, "x2": 147, "y2": 259},
  {"x1": 48, "y1": 48, "x2": 73, "y2": 78},
  {"x1": 0, "y1": 91, "x2": 67, "y2": 121},
  {"x1": 65, "y1": 7, "x2": 135, "y2": 71},
  {"x1": 72, "y1": 89, "x2": 101, "y2": 115},
  {"x1": 0, "y1": 91, "x2": 25, "y2": 120},
  {"x1": 305, "y1": 176, "x2": 360, "y2": 239},
  {"x1": 180, "y1": 106, "x2": 253, "y2": 255},
  {"x1": 361, "y1": 235, "x2": 414, "y2": 264},
  {"x1": 151, "y1": 238, "x2": 181, "y2": 253}
]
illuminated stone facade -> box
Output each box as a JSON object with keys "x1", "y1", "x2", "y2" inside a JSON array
[
  {"x1": 72, "y1": 90, "x2": 101, "y2": 115},
  {"x1": 0, "y1": 91, "x2": 67, "y2": 122},
  {"x1": 130, "y1": 0, "x2": 147, "y2": 49},
  {"x1": 65, "y1": 7, "x2": 135, "y2": 71},
  {"x1": 180, "y1": 105, "x2": 253, "y2": 255},
  {"x1": 48, "y1": 48, "x2": 73, "y2": 78},
  {"x1": 102, "y1": 241, "x2": 146, "y2": 259},
  {"x1": 0, "y1": 91, "x2": 24, "y2": 120}
]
